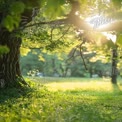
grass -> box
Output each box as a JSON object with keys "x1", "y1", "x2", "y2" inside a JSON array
[{"x1": 0, "y1": 77, "x2": 122, "y2": 122}]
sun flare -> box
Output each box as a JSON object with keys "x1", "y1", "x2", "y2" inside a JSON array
[
  {"x1": 102, "y1": 32, "x2": 117, "y2": 43},
  {"x1": 85, "y1": 15, "x2": 116, "y2": 30}
]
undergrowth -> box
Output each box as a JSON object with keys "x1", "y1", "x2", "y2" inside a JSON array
[{"x1": 0, "y1": 78, "x2": 122, "y2": 122}]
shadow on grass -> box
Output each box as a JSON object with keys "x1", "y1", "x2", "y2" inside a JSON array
[
  {"x1": 59, "y1": 96, "x2": 122, "y2": 122},
  {"x1": 0, "y1": 87, "x2": 34, "y2": 104},
  {"x1": 112, "y1": 83, "x2": 121, "y2": 92},
  {"x1": 57, "y1": 89, "x2": 122, "y2": 122}
]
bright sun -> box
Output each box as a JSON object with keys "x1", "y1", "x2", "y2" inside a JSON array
[
  {"x1": 85, "y1": 15, "x2": 117, "y2": 43},
  {"x1": 85, "y1": 14, "x2": 114, "y2": 29}
]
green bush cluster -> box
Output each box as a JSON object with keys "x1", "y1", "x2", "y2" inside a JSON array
[{"x1": 0, "y1": 46, "x2": 9, "y2": 55}]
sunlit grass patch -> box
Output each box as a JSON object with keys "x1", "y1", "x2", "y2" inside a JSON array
[
  {"x1": 26, "y1": 77, "x2": 122, "y2": 96},
  {"x1": 37, "y1": 77, "x2": 121, "y2": 92},
  {"x1": 46, "y1": 81, "x2": 112, "y2": 91}
]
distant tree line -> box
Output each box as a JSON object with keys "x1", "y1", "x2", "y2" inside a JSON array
[{"x1": 20, "y1": 49, "x2": 113, "y2": 78}]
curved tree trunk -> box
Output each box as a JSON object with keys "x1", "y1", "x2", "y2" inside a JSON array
[
  {"x1": 0, "y1": 29, "x2": 27, "y2": 88},
  {"x1": 0, "y1": 1, "x2": 39, "y2": 88}
]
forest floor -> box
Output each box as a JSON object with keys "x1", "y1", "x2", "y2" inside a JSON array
[{"x1": 0, "y1": 77, "x2": 122, "y2": 122}]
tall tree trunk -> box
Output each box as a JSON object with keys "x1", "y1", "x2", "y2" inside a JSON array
[
  {"x1": 0, "y1": 1, "x2": 40, "y2": 88},
  {"x1": 89, "y1": 67, "x2": 93, "y2": 78},
  {"x1": 0, "y1": 29, "x2": 27, "y2": 88},
  {"x1": 111, "y1": 46, "x2": 118, "y2": 84}
]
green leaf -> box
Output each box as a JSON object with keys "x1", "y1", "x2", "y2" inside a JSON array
[
  {"x1": 44, "y1": 0, "x2": 66, "y2": 18},
  {"x1": 0, "y1": 45, "x2": 10, "y2": 55},
  {"x1": 106, "y1": 40, "x2": 115, "y2": 49},
  {"x1": 112, "y1": 0, "x2": 122, "y2": 9},
  {"x1": 2, "y1": 1, "x2": 25, "y2": 31},
  {"x1": 10, "y1": 1, "x2": 25, "y2": 15},
  {"x1": 117, "y1": 34, "x2": 122, "y2": 46},
  {"x1": 3, "y1": 15, "x2": 21, "y2": 31},
  {"x1": 3, "y1": 15, "x2": 14, "y2": 31}
]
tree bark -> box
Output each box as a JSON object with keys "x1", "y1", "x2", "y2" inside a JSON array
[
  {"x1": 89, "y1": 66, "x2": 93, "y2": 78},
  {"x1": 111, "y1": 46, "x2": 118, "y2": 84},
  {"x1": 0, "y1": 29, "x2": 27, "y2": 88}
]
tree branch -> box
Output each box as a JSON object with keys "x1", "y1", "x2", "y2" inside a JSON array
[
  {"x1": 19, "y1": 13, "x2": 122, "y2": 32},
  {"x1": 20, "y1": 18, "x2": 67, "y2": 30},
  {"x1": 79, "y1": 44, "x2": 87, "y2": 70}
]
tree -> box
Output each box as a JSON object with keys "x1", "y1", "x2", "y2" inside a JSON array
[
  {"x1": 0, "y1": 0, "x2": 79, "y2": 88},
  {"x1": 0, "y1": 0, "x2": 42, "y2": 88},
  {"x1": 20, "y1": 49, "x2": 44, "y2": 76}
]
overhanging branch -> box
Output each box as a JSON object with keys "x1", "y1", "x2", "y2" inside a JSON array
[
  {"x1": 19, "y1": 13, "x2": 122, "y2": 32},
  {"x1": 20, "y1": 18, "x2": 68, "y2": 30}
]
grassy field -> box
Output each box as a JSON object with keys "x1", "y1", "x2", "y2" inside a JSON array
[{"x1": 0, "y1": 77, "x2": 122, "y2": 122}]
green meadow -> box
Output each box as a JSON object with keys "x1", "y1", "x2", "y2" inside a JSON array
[{"x1": 0, "y1": 77, "x2": 122, "y2": 122}]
